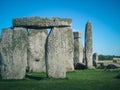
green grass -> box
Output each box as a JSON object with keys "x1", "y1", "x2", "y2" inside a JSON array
[{"x1": 0, "y1": 69, "x2": 120, "y2": 90}]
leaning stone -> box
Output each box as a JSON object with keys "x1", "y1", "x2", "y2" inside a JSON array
[
  {"x1": 13, "y1": 17, "x2": 72, "y2": 28},
  {"x1": 73, "y1": 32, "x2": 83, "y2": 67},
  {"x1": 46, "y1": 27, "x2": 74, "y2": 78},
  {"x1": 27, "y1": 29, "x2": 48, "y2": 72}
]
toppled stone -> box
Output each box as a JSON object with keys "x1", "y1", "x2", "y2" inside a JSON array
[
  {"x1": 73, "y1": 32, "x2": 83, "y2": 67},
  {"x1": 13, "y1": 17, "x2": 72, "y2": 28},
  {"x1": 0, "y1": 27, "x2": 28, "y2": 79},
  {"x1": 46, "y1": 27, "x2": 74, "y2": 78},
  {"x1": 27, "y1": 29, "x2": 48, "y2": 72}
]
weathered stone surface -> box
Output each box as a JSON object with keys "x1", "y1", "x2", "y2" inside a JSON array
[
  {"x1": 46, "y1": 27, "x2": 74, "y2": 78},
  {"x1": 73, "y1": 32, "x2": 83, "y2": 67},
  {"x1": 93, "y1": 53, "x2": 98, "y2": 67},
  {"x1": 0, "y1": 28, "x2": 13, "y2": 79},
  {"x1": 85, "y1": 21, "x2": 93, "y2": 68},
  {"x1": 12, "y1": 27, "x2": 28, "y2": 79},
  {"x1": 27, "y1": 29, "x2": 48, "y2": 72},
  {"x1": 0, "y1": 27, "x2": 28, "y2": 79},
  {"x1": 73, "y1": 31, "x2": 82, "y2": 38},
  {"x1": 13, "y1": 17, "x2": 72, "y2": 28},
  {"x1": 65, "y1": 27, "x2": 74, "y2": 71}
]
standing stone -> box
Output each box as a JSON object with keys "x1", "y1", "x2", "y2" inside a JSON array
[
  {"x1": 65, "y1": 27, "x2": 74, "y2": 71},
  {"x1": 73, "y1": 32, "x2": 83, "y2": 67},
  {"x1": 0, "y1": 27, "x2": 28, "y2": 79},
  {"x1": 12, "y1": 27, "x2": 28, "y2": 79},
  {"x1": 84, "y1": 21, "x2": 93, "y2": 68},
  {"x1": 46, "y1": 27, "x2": 74, "y2": 78},
  {"x1": 93, "y1": 53, "x2": 98, "y2": 67},
  {"x1": 27, "y1": 29, "x2": 48, "y2": 72},
  {"x1": 0, "y1": 28, "x2": 13, "y2": 79}
]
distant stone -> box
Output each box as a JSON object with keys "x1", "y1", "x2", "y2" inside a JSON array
[
  {"x1": 73, "y1": 32, "x2": 83, "y2": 67},
  {"x1": 0, "y1": 27, "x2": 28, "y2": 79},
  {"x1": 84, "y1": 21, "x2": 93, "y2": 68},
  {"x1": 27, "y1": 29, "x2": 48, "y2": 72},
  {"x1": 106, "y1": 64, "x2": 117, "y2": 69},
  {"x1": 46, "y1": 27, "x2": 74, "y2": 78},
  {"x1": 73, "y1": 31, "x2": 82, "y2": 38},
  {"x1": 13, "y1": 17, "x2": 72, "y2": 28},
  {"x1": 93, "y1": 53, "x2": 98, "y2": 67}
]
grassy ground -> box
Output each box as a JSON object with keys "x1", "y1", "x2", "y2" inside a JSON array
[{"x1": 0, "y1": 69, "x2": 120, "y2": 90}]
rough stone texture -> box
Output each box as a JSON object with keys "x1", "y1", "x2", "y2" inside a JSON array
[
  {"x1": 85, "y1": 21, "x2": 93, "y2": 68},
  {"x1": 0, "y1": 27, "x2": 28, "y2": 79},
  {"x1": 65, "y1": 27, "x2": 74, "y2": 71},
  {"x1": 0, "y1": 28, "x2": 13, "y2": 79},
  {"x1": 27, "y1": 29, "x2": 48, "y2": 72},
  {"x1": 73, "y1": 32, "x2": 83, "y2": 67},
  {"x1": 12, "y1": 27, "x2": 28, "y2": 79},
  {"x1": 46, "y1": 27, "x2": 74, "y2": 78},
  {"x1": 13, "y1": 17, "x2": 72, "y2": 28},
  {"x1": 93, "y1": 53, "x2": 98, "y2": 67}
]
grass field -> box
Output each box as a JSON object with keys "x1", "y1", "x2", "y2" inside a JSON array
[{"x1": 0, "y1": 69, "x2": 120, "y2": 90}]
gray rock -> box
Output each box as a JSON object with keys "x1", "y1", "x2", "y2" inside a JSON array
[
  {"x1": 73, "y1": 32, "x2": 83, "y2": 67},
  {"x1": 12, "y1": 27, "x2": 28, "y2": 79},
  {"x1": 64, "y1": 27, "x2": 74, "y2": 71},
  {"x1": 93, "y1": 53, "x2": 98, "y2": 67},
  {"x1": 0, "y1": 28, "x2": 13, "y2": 79},
  {"x1": 46, "y1": 27, "x2": 74, "y2": 78},
  {"x1": 84, "y1": 21, "x2": 93, "y2": 68},
  {"x1": 0, "y1": 27, "x2": 28, "y2": 79},
  {"x1": 27, "y1": 29, "x2": 48, "y2": 72},
  {"x1": 13, "y1": 17, "x2": 72, "y2": 28},
  {"x1": 106, "y1": 64, "x2": 117, "y2": 69}
]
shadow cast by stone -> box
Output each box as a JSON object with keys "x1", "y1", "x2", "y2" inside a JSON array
[{"x1": 25, "y1": 74, "x2": 45, "y2": 80}]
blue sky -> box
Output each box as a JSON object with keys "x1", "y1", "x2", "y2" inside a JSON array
[{"x1": 0, "y1": 0, "x2": 120, "y2": 55}]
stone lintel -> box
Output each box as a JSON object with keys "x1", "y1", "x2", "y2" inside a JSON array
[
  {"x1": 73, "y1": 32, "x2": 82, "y2": 38},
  {"x1": 13, "y1": 16, "x2": 72, "y2": 28}
]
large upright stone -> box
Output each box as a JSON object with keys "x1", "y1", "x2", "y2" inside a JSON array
[
  {"x1": 73, "y1": 32, "x2": 83, "y2": 67},
  {"x1": 13, "y1": 17, "x2": 72, "y2": 28},
  {"x1": 65, "y1": 27, "x2": 74, "y2": 71},
  {"x1": 0, "y1": 28, "x2": 13, "y2": 79},
  {"x1": 12, "y1": 27, "x2": 28, "y2": 79},
  {"x1": 46, "y1": 27, "x2": 74, "y2": 78},
  {"x1": 27, "y1": 29, "x2": 48, "y2": 72},
  {"x1": 84, "y1": 21, "x2": 93, "y2": 68},
  {"x1": 0, "y1": 27, "x2": 28, "y2": 79}
]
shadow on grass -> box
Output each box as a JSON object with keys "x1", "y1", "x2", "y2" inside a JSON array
[
  {"x1": 115, "y1": 73, "x2": 120, "y2": 79},
  {"x1": 25, "y1": 74, "x2": 45, "y2": 80}
]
